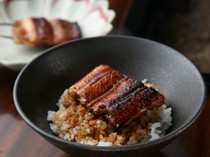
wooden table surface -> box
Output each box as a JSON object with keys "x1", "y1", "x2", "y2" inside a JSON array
[{"x1": 0, "y1": 67, "x2": 209, "y2": 157}]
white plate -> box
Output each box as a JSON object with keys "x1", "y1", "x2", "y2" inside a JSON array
[{"x1": 0, "y1": 0, "x2": 115, "y2": 70}]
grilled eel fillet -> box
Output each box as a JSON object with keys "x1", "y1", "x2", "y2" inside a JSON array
[
  {"x1": 68, "y1": 64, "x2": 165, "y2": 127},
  {"x1": 13, "y1": 17, "x2": 81, "y2": 47}
]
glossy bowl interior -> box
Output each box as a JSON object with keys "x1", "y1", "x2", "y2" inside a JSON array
[{"x1": 13, "y1": 36, "x2": 206, "y2": 157}]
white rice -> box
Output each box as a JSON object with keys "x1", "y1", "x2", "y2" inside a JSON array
[{"x1": 47, "y1": 81, "x2": 172, "y2": 146}]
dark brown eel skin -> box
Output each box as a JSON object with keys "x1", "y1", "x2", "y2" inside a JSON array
[
  {"x1": 13, "y1": 17, "x2": 81, "y2": 47},
  {"x1": 68, "y1": 64, "x2": 165, "y2": 127},
  {"x1": 49, "y1": 19, "x2": 81, "y2": 45},
  {"x1": 68, "y1": 64, "x2": 125, "y2": 104},
  {"x1": 13, "y1": 18, "x2": 53, "y2": 47}
]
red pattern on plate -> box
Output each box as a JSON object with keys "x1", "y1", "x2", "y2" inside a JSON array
[
  {"x1": 74, "y1": 0, "x2": 90, "y2": 4},
  {"x1": 94, "y1": 6, "x2": 108, "y2": 22}
]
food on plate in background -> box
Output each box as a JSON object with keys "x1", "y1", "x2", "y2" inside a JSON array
[{"x1": 12, "y1": 17, "x2": 81, "y2": 47}]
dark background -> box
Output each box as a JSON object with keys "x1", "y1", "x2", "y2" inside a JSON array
[{"x1": 122, "y1": 0, "x2": 210, "y2": 88}]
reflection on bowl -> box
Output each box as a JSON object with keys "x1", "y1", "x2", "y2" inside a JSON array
[{"x1": 13, "y1": 36, "x2": 206, "y2": 157}]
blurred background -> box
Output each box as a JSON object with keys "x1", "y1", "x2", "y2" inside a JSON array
[{"x1": 111, "y1": 0, "x2": 210, "y2": 86}]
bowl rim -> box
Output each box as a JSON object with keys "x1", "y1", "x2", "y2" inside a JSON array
[{"x1": 13, "y1": 35, "x2": 207, "y2": 151}]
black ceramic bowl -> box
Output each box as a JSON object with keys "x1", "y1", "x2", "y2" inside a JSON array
[{"x1": 13, "y1": 36, "x2": 206, "y2": 157}]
